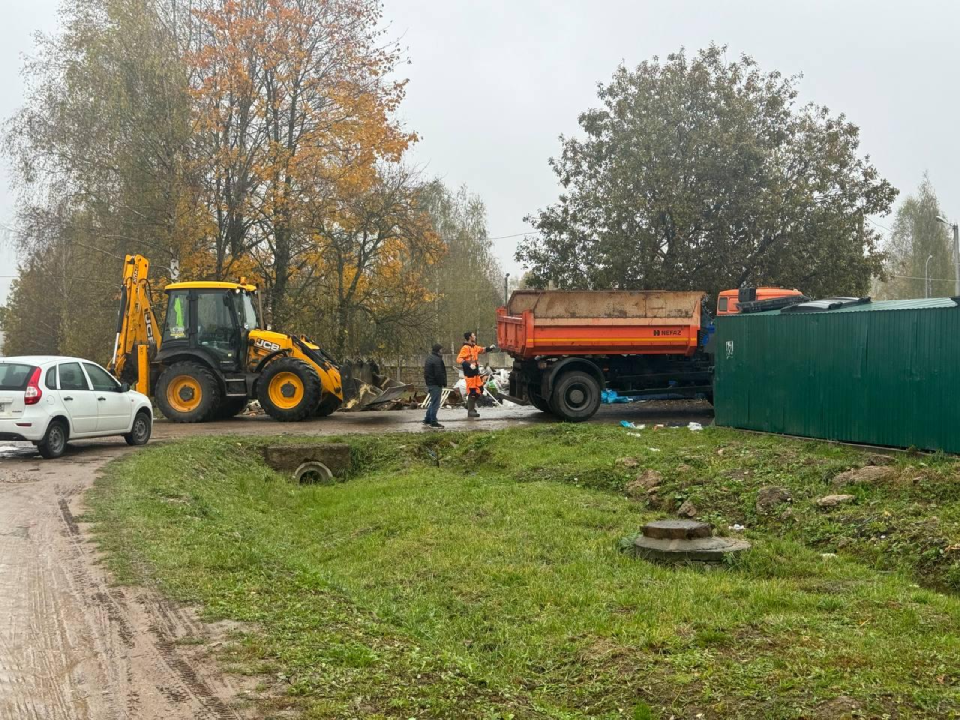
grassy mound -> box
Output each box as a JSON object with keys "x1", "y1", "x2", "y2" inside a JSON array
[{"x1": 86, "y1": 426, "x2": 960, "y2": 718}]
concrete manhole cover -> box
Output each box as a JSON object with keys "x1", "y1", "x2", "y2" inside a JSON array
[{"x1": 628, "y1": 519, "x2": 750, "y2": 563}]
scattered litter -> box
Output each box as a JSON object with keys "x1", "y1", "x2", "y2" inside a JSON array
[
  {"x1": 820, "y1": 553, "x2": 837, "y2": 559},
  {"x1": 688, "y1": 422, "x2": 703, "y2": 431},
  {"x1": 728, "y1": 524, "x2": 747, "y2": 532},
  {"x1": 648, "y1": 447, "x2": 661, "y2": 453},
  {"x1": 602, "y1": 389, "x2": 634, "y2": 404},
  {"x1": 620, "y1": 421, "x2": 646, "y2": 430},
  {"x1": 627, "y1": 432, "x2": 644, "y2": 438}
]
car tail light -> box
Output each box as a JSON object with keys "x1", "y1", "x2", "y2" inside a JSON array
[{"x1": 24, "y1": 367, "x2": 42, "y2": 405}]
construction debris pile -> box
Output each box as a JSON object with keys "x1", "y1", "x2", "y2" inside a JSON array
[
  {"x1": 338, "y1": 360, "x2": 416, "y2": 411},
  {"x1": 233, "y1": 361, "x2": 513, "y2": 417}
]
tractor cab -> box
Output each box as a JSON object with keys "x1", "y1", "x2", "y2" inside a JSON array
[{"x1": 161, "y1": 282, "x2": 261, "y2": 373}]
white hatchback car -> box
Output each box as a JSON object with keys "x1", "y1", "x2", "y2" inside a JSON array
[{"x1": 0, "y1": 356, "x2": 153, "y2": 458}]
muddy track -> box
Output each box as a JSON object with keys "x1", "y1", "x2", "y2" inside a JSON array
[{"x1": 0, "y1": 445, "x2": 254, "y2": 720}]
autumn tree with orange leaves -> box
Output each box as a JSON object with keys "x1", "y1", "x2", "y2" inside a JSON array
[
  {"x1": 3, "y1": 0, "x2": 451, "y2": 360},
  {"x1": 187, "y1": 0, "x2": 427, "y2": 332}
]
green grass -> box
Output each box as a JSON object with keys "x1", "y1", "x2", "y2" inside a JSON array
[{"x1": 86, "y1": 425, "x2": 960, "y2": 718}]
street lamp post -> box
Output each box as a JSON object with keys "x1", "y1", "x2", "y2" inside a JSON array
[
  {"x1": 936, "y1": 215, "x2": 960, "y2": 296},
  {"x1": 925, "y1": 254, "x2": 934, "y2": 298},
  {"x1": 504, "y1": 273, "x2": 510, "y2": 306}
]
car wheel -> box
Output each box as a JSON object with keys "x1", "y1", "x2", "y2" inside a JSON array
[
  {"x1": 37, "y1": 419, "x2": 68, "y2": 459},
  {"x1": 124, "y1": 410, "x2": 153, "y2": 446}
]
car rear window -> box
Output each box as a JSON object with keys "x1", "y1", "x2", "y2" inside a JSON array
[{"x1": 0, "y1": 363, "x2": 37, "y2": 390}]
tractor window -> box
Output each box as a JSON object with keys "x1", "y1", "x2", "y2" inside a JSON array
[
  {"x1": 718, "y1": 297, "x2": 728, "y2": 313},
  {"x1": 163, "y1": 291, "x2": 189, "y2": 342},
  {"x1": 197, "y1": 291, "x2": 240, "y2": 363},
  {"x1": 241, "y1": 293, "x2": 259, "y2": 331}
]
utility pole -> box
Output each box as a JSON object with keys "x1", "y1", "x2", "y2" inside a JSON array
[
  {"x1": 936, "y1": 215, "x2": 960, "y2": 296},
  {"x1": 954, "y1": 223, "x2": 960, "y2": 297},
  {"x1": 925, "y1": 254, "x2": 934, "y2": 298},
  {"x1": 504, "y1": 273, "x2": 510, "y2": 306}
]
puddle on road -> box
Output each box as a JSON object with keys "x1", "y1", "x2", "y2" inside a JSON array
[{"x1": 0, "y1": 445, "x2": 38, "y2": 459}]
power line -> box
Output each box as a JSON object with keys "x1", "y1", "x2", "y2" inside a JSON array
[
  {"x1": 487, "y1": 231, "x2": 538, "y2": 241},
  {"x1": 888, "y1": 274, "x2": 954, "y2": 282},
  {"x1": 865, "y1": 217, "x2": 893, "y2": 233}
]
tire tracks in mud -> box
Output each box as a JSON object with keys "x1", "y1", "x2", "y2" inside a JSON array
[{"x1": 0, "y1": 444, "x2": 254, "y2": 720}]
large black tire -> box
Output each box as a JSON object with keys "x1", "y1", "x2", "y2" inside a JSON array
[
  {"x1": 527, "y1": 384, "x2": 552, "y2": 414},
  {"x1": 213, "y1": 397, "x2": 249, "y2": 420},
  {"x1": 37, "y1": 418, "x2": 68, "y2": 459},
  {"x1": 549, "y1": 371, "x2": 601, "y2": 423},
  {"x1": 124, "y1": 409, "x2": 153, "y2": 446},
  {"x1": 156, "y1": 362, "x2": 221, "y2": 423},
  {"x1": 258, "y1": 357, "x2": 322, "y2": 422},
  {"x1": 314, "y1": 393, "x2": 341, "y2": 417}
]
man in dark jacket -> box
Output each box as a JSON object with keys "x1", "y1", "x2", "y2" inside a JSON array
[{"x1": 423, "y1": 343, "x2": 446, "y2": 428}]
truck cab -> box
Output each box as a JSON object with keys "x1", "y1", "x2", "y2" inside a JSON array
[{"x1": 716, "y1": 287, "x2": 804, "y2": 316}]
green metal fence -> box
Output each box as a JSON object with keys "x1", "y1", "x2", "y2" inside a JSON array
[{"x1": 714, "y1": 298, "x2": 960, "y2": 452}]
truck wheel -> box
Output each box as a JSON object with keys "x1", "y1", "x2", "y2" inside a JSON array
[
  {"x1": 549, "y1": 371, "x2": 601, "y2": 422},
  {"x1": 527, "y1": 385, "x2": 552, "y2": 414},
  {"x1": 213, "y1": 397, "x2": 249, "y2": 420},
  {"x1": 258, "y1": 358, "x2": 322, "y2": 422},
  {"x1": 156, "y1": 362, "x2": 221, "y2": 423},
  {"x1": 314, "y1": 393, "x2": 341, "y2": 417}
]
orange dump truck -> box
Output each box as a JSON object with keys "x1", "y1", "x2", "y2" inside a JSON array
[
  {"x1": 496, "y1": 290, "x2": 714, "y2": 421},
  {"x1": 716, "y1": 286, "x2": 805, "y2": 316}
]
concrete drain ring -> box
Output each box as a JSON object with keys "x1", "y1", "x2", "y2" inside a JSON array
[
  {"x1": 293, "y1": 461, "x2": 334, "y2": 485},
  {"x1": 630, "y1": 519, "x2": 751, "y2": 563}
]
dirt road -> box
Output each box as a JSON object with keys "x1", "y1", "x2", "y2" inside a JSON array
[
  {"x1": 0, "y1": 442, "x2": 260, "y2": 720},
  {"x1": 0, "y1": 401, "x2": 712, "y2": 719}
]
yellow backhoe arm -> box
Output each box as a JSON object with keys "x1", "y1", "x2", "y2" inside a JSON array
[{"x1": 108, "y1": 254, "x2": 160, "y2": 394}]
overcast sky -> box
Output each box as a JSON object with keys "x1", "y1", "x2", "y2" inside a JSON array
[{"x1": 2, "y1": 0, "x2": 959, "y2": 303}]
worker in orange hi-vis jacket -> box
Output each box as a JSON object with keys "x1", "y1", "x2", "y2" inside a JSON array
[{"x1": 456, "y1": 331, "x2": 497, "y2": 418}]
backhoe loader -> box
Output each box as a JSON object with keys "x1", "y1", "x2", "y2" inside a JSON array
[{"x1": 108, "y1": 254, "x2": 343, "y2": 423}]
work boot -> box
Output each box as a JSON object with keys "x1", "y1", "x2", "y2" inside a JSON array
[
  {"x1": 430, "y1": 422, "x2": 445, "y2": 429},
  {"x1": 467, "y1": 396, "x2": 480, "y2": 418}
]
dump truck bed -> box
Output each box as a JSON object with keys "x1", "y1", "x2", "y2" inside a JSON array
[{"x1": 496, "y1": 290, "x2": 705, "y2": 359}]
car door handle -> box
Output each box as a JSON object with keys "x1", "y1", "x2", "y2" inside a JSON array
[
  {"x1": 97, "y1": 396, "x2": 106, "y2": 401},
  {"x1": 63, "y1": 396, "x2": 73, "y2": 402}
]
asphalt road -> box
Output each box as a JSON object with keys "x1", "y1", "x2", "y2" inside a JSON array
[{"x1": 0, "y1": 399, "x2": 712, "y2": 718}]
